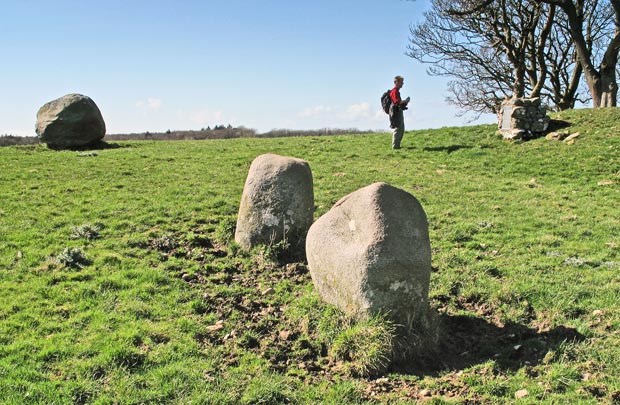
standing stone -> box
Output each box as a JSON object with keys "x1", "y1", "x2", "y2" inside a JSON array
[
  {"x1": 235, "y1": 154, "x2": 314, "y2": 251},
  {"x1": 306, "y1": 182, "x2": 431, "y2": 329},
  {"x1": 35, "y1": 94, "x2": 106, "y2": 148}
]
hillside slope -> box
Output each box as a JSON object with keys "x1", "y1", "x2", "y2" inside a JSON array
[{"x1": 1, "y1": 108, "x2": 619, "y2": 403}]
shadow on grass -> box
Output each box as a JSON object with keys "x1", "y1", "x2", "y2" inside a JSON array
[
  {"x1": 48, "y1": 141, "x2": 129, "y2": 151},
  {"x1": 546, "y1": 119, "x2": 571, "y2": 132},
  {"x1": 523, "y1": 119, "x2": 573, "y2": 141},
  {"x1": 422, "y1": 144, "x2": 472, "y2": 154},
  {"x1": 394, "y1": 312, "x2": 584, "y2": 376}
]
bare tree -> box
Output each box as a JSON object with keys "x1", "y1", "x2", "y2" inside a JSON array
[
  {"x1": 407, "y1": 0, "x2": 588, "y2": 113},
  {"x1": 534, "y1": 0, "x2": 620, "y2": 107},
  {"x1": 543, "y1": 11, "x2": 589, "y2": 109},
  {"x1": 408, "y1": 4, "x2": 512, "y2": 116}
]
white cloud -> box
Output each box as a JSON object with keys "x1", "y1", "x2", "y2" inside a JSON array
[
  {"x1": 297, "y1": 102, "x2": 385, "y2": 124},
  {"x1": 136, "y1": 97, "x2": 163, "y2": 112},
  {"x1": 189, "y1": 109, "x2": 224, "y2": 125},
  {"x1": 176, "y1": 108, "x2": 231, "y2": 127},
  {"x1": 345, "y1": 102, "x2": 370, "y2": 117},
  {"x1": 147, "y1": 98, "x2": 162, "y2": 110},
  {"x1": 298, "y1": 105, "x2": 334, "y2": 118}
]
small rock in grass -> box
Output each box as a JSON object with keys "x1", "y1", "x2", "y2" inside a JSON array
[
  {"x1": 419, "y1": 389, "x2": 431, "y2": 397},
  {"x1": 261, "y1": 287, "x2": 275, "y2": 296},
  {"x1": 563, "y1": 132, "x2": 581, "y2": 143},
  {"x1": 592, "y1": 309, "x2": 604, "y2": 316},
  {"x1": 545, "y1": 131, "x2": 568, "y2": 141},
  {"x1": 515, "y1": 389, "x2": 529, "y2": 399},
  {"x1": 207, "y1": 321, "x2": 224, "y2": 331}
]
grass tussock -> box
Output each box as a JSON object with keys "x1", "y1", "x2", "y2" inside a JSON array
[
  {"x1": 54, "y1": 247, "x2": 90, "y2": 269},
  {"x1": 330, "y1": 316, "x2": 396, "y2": 377},
  {"x1": 71, "y1": 223, "x2": 102, "y2": 240}
]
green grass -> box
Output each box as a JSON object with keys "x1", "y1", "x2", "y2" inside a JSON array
[{"x1": 2, "y1": 107, "x2": 620, "y2": 403}]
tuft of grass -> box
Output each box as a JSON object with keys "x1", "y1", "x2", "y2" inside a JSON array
[
  {"x1": 252, "y1": 239, "x2": 291, "y2": 270},
  {"x1": 54, "y1": 247, "x2": 90, "y2": 269},
  {"x1": 240, "y1": 373, "x2": 295, "y2": 405},
  {"x1": 150, "y1": 234, "x2": 178, "y2": 252},
  {"x1": 71, "y1": 223, "x2": 102, "y2": 240},
  {"x1": 213, "y1": 216, "x2": 237, "y2": 244},
  {"x1": 330, "y1": 315, "x2": 396, "y2": 377}
]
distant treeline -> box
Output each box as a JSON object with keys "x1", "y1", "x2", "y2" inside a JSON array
[
  {"x1": 258, "y1": 128, "x2": 375, "y2": 138},
  {"x1": 105, "y1": 126, "x2": 375, "y2": 141},
  {"x1": 0, "y1": 135, "x2": 40, "y2": 147},
  {"x1": 1, "y1": 126, "x2": 376, "y2": 146},
  {"x1": 104, "y1": 126, "x2": 258, "y2": 141}
]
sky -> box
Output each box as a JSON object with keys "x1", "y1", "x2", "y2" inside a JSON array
[{"x1": 0, "y1": 0, "x2": 496, "y2": 136}]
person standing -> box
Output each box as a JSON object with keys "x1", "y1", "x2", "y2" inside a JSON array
[{"x1": 389, "y1": 75, "x2": 410, "y2": 149}]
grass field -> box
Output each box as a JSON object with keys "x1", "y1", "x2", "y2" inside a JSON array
[{"x1": 1, "y1": 108, "x2": 620, "y2": 403}]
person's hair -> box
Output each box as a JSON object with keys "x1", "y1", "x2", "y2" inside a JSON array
[{"x1": 394, "y1": 75, "x2": 404, "y2": 83}]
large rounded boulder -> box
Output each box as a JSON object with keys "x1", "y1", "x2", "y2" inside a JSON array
[
  {"x1": 35, "y1": 94, "x2": 106, "y2": 148},
  {"x1": 235, "y1": 154, "x2": 314, "y2": 252},
  {"x1": 306, "y1": 182, "x2": 431, "y2": 329}
]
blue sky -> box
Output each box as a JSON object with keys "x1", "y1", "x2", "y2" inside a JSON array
[{"x1": 1, "y1": 0, "x2": 495, "y2": 136}]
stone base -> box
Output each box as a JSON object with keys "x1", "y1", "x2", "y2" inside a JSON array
[
  {"x1": 497, "y1": 97, "x2": 550, "y2": 139},
  {"x1": 498, "y1": 129, "x2": 526, "y2": 140}
]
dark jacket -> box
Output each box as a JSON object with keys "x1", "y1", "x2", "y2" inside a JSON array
[{"x1": 389, "y1": 103, "x2": 400, "y2": 129}]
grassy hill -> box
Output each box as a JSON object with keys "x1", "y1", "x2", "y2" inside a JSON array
[{"x1": 1, "y1": 108, "x2": 620, "y2": 403}]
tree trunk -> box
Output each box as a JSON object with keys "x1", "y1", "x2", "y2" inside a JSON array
[
  {"x1": 560, "y1": 61, "x2": 583, "y2": 110},
  {"x1": 599, "y1": 69, "x2": 618, "y2": 107},
  {"x1": 598, "y1": 23, "x2": 620, "y2": 107},
  {"x1": 585, "y1": 52, "x2": 619, "y2": 107},
  {"x1": 538, "y1": 0, "x2": 620, "y2": 107},
  {"x1": 513, "y1": 65, "x2": 526, "y2": 98}
]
